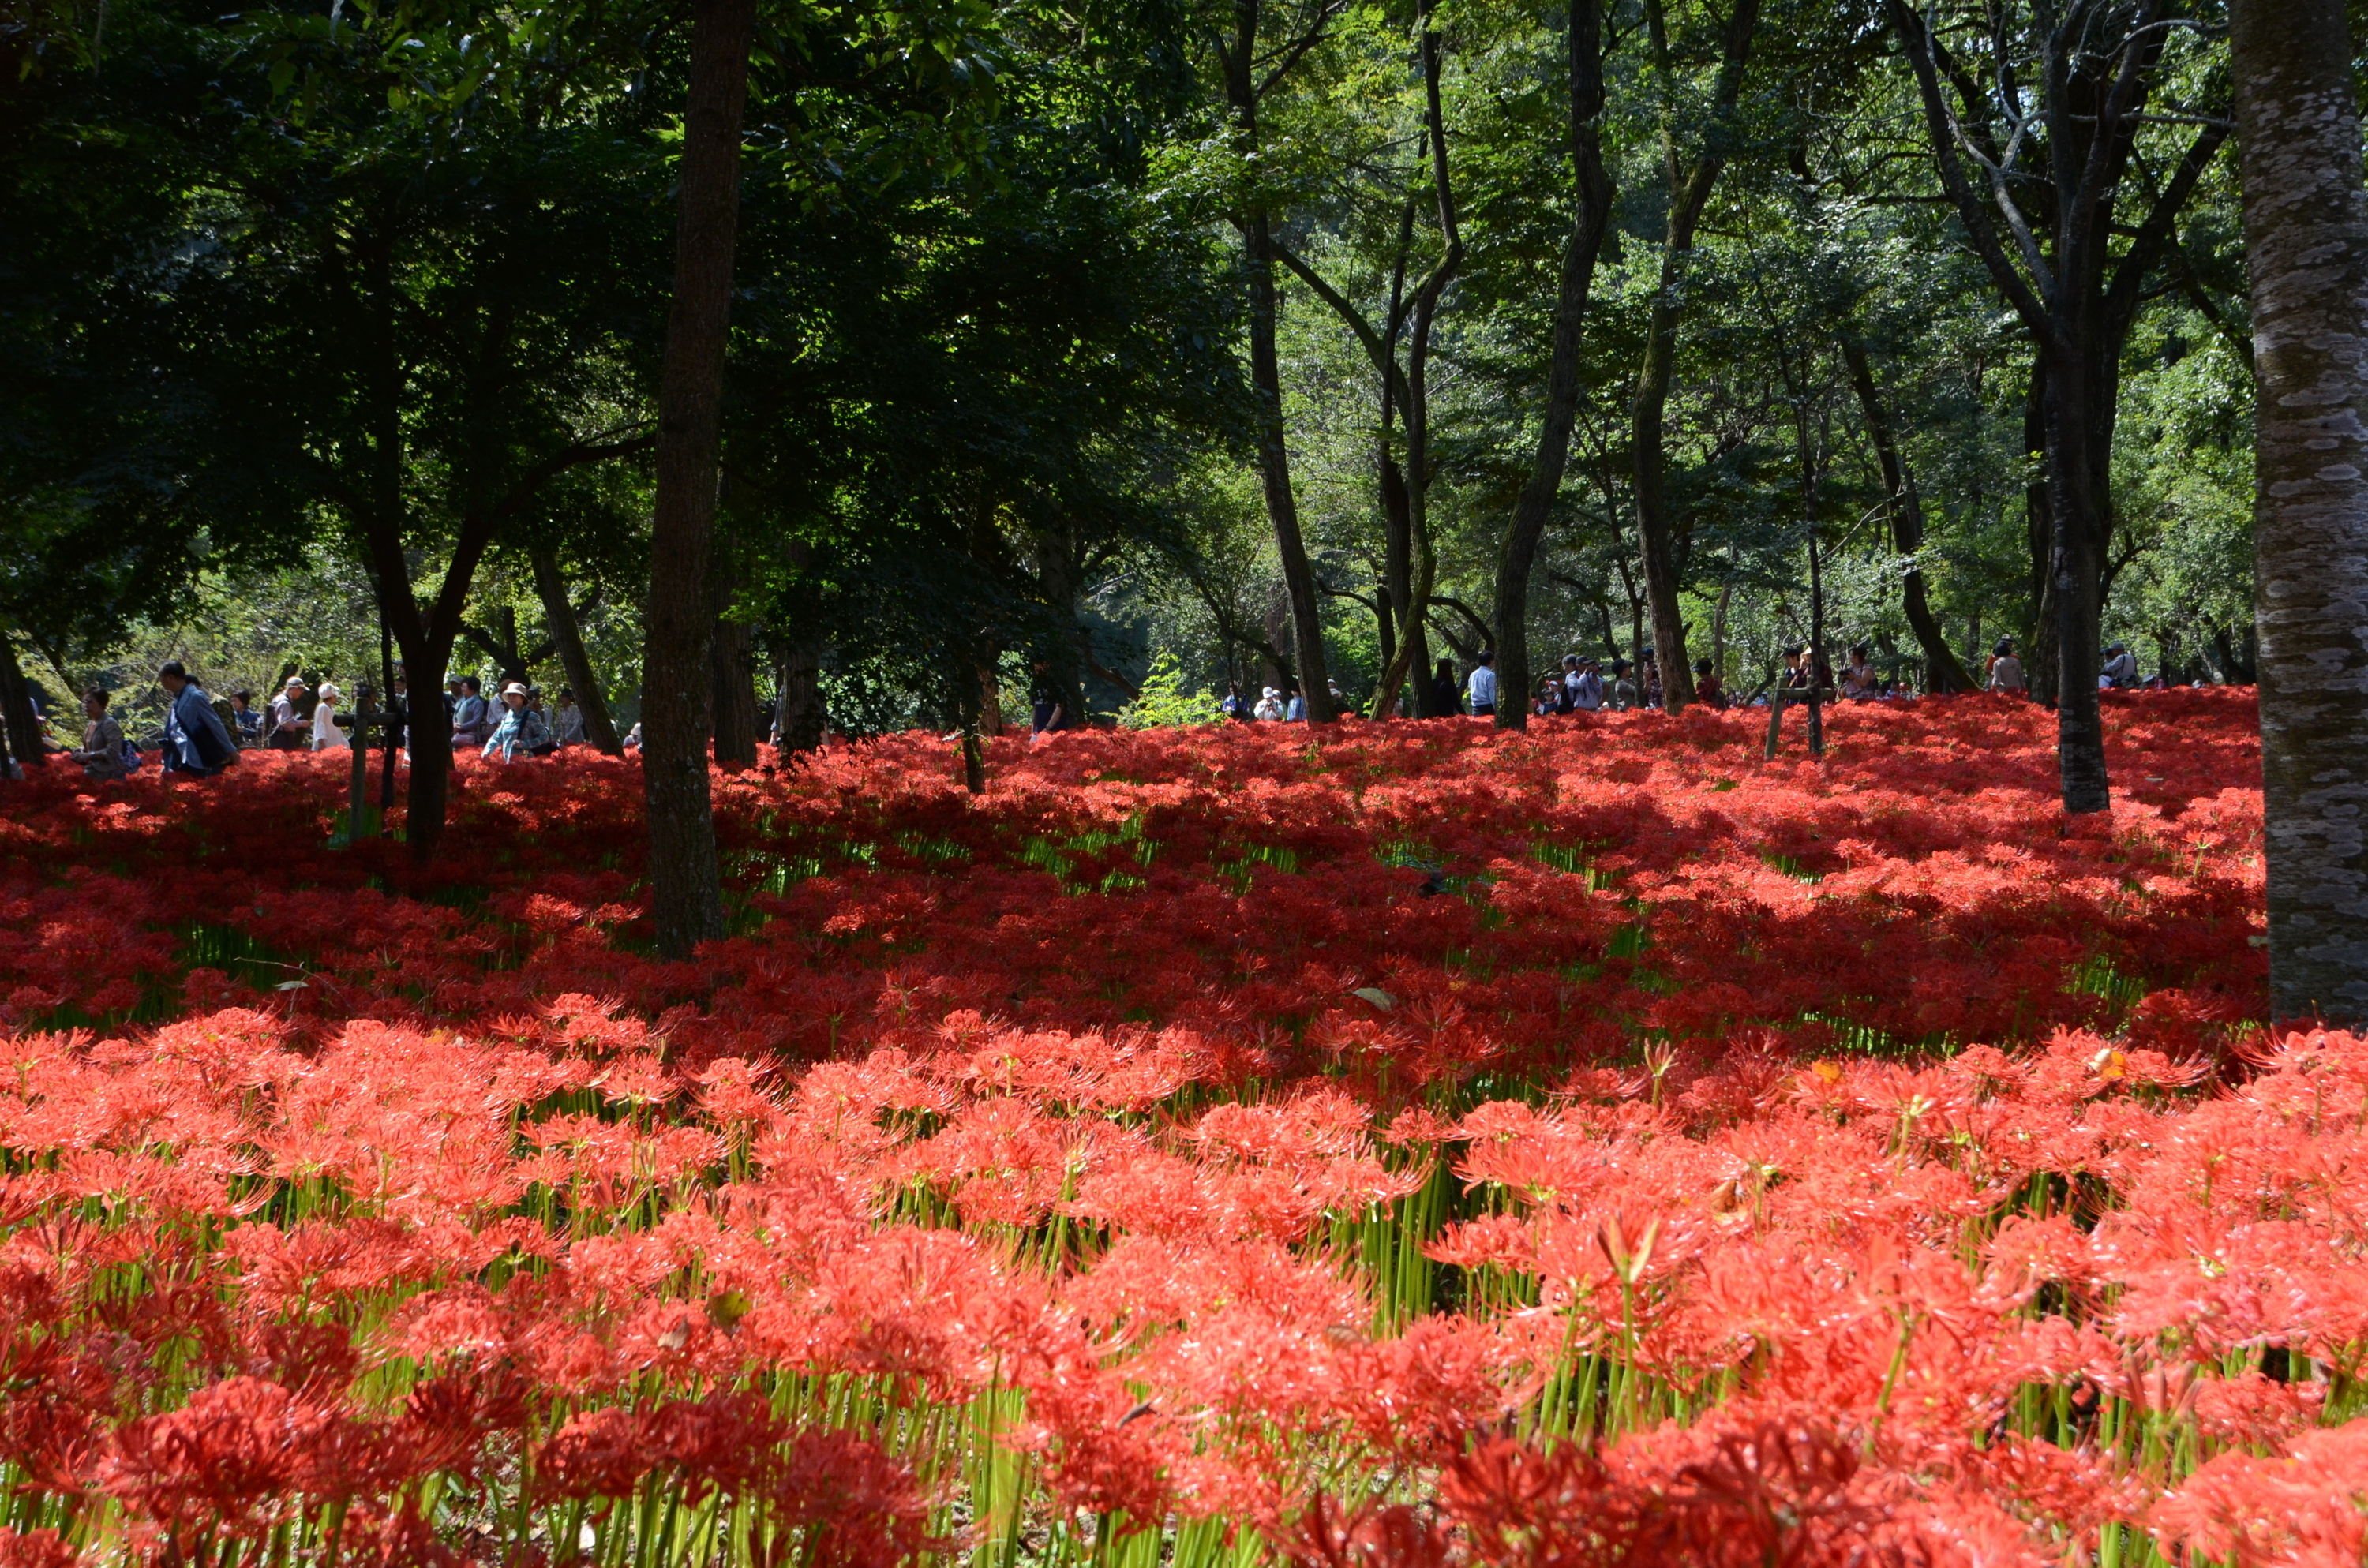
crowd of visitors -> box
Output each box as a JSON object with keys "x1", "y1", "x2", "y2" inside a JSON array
[
  {"x1": 8, "y1": 660, "x2": 611, "y2": 782},
  {"x1": 2, "y1": 628, "x2": 2231, "y2": 782},
  {"x1": 1201, "y1": 631, "x2": 2190, "y2": 726}
]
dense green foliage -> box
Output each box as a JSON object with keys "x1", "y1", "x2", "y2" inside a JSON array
[{"x1": 0, "y1": 0, "x2": 2307, "y2": 740}]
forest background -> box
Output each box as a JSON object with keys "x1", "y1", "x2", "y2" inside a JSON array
[{"x1": 0, "y1": 0, "x2": 2303, "y2": 753}]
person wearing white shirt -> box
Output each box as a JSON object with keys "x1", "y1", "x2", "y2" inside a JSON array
[
  {"x1": 310, "y1": 682, "x2": 349, "y2": 750},
  {"x1": 1466, "y1": 652, "x2": 1498, "y2": 717}
]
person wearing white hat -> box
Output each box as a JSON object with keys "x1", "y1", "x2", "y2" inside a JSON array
[
  {"x1": 310, "y1": 683, "x2": 349, "y2": 750},
  {"x1": 482, "y1": 680, "x2": 556, "y2": 762},
  {"x1": 1253, "y1": 686, "x2": 1283, "y2": 721},
  {"x1": 268, "y1": 676, "x2": 310, "y2": 750}
]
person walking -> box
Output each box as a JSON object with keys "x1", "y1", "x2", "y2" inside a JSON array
[
  {"x1": 69, "y1": 690, "x2": 128, "y2": 780},
  {"x1": 1029, "y1": 661, "x2": 1069, "y2": 737},
  {"x1": 1987, "y1": 638, "x2": 2027, "y2": 694},
  {"x1": 310, "y1": 683, "x2": 349, "y2": 750},
  {"x1": 158, "y1": 662, "x2": 238, "y2": 776},
  {"x1": 1428, "y1": 659, "x2": 1459, "y2": 717},
  {"x1": 1466, "y1": 652, "x2": 1498, "y2": 717},
  {"x1": 268, "y1": 677, "x2": 309, "y2": 750},
  {"x1": 483, "y1": 682, "x2": 556, "y2": 762}
]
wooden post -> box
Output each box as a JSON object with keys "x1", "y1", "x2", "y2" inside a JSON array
[{"x1": 348, "y1": 683, "x2": 376, "y2": 840}]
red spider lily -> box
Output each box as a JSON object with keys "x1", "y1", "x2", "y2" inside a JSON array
[{"x1": 0, "y1": 690, "x2": 2351, "y2": 1562}]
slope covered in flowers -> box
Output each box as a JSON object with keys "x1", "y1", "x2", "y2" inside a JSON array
[{"x1": 0, "y1": 689, "x2": 2355, "y2": 1568}]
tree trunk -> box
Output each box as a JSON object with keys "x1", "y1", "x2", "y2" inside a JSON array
[
  {"x1": 2043, "y1": 328, "x2": 2111, "y2": 812},
  {"x1": 641, "y1": 0, "x2": 755, "y2": 956},
  {"x1": 2232, "y1": 0, "x2": 2368, "y2": 1021},
  {"x1": 1366, "y1": 0, "x2": 1459, "y2": 728},
  {"x1": 1631, "y1": 0, "x2": 1759, "y2": 716},
  {"x1": 710, "y1": 614, "x2": 759, "y2": 769},
  {"x1": 772, "y1": 638, "x2": 826, "y2": 756},
  {"x1": 708, "y1": 559, "x2": 759, "y2": 771},
  {"x1": 1224, "y1": 0, "x2": 1333, "y2": 724},
  {"x1": 0, "y1": 641, "x2": 43, "y2": 770},
  {"x1": 528, "y1": 545, "x2": 621, "y2": 754},
  {"x1": 1842, "y1": 339, "x2": 1976, "y2": 692},
  {"x1": 1493, "y1": 0, "x2": 1615, "y2": 733},
  {"x1": 1245, "y1": 212, "x2": 1333, "y2": 722},
  {"x1": 2021, "y1": 357, "x2": 2059, "y2": 699}
]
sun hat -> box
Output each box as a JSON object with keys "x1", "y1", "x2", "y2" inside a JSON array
[
  {"x1": 501, "y1": 682, "x2": 530, "y2": 698},
  {"x1": 284, "y1": 675, "x2": 307, "y2": 690}
]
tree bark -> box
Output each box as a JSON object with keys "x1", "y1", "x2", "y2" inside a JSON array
[
  {"x1": 1365, "y1": 0, "x2": 1459, "y2": 725},
  {"x1": 641, "y1": 0, "x2": 755, "y2": 956},
  {"x1": 708, "y1": 558, "x2": 759, "y2": 771},
  {"x1": 1225, "y1": 0, "x2": 1334, "y2": 722},
  {"x1": 1493, "y1": 0, "x2": 1615, "y2": 732},
  {"x1": 772, "y1": 638, "x2": 826, "y2": 756},
  {"x1": 1842, "y1": 339, "x2": 1976, "y2": 692},
  {"x1": 0, "y1": 641, "x2": 43, "y2": 771},
  {"x1": 1888, "y1": 0, "x2": 2227, "y2": 812},
  {"x1": 2231, "y1": 0, "x2": 2368, "y2": 1021},
  {"x1": 528, "y1": 545, "x2": 621, "y2": 754},
  {"x1": 1631, "y1": 0, "x2": 1759, "y2": 715}
]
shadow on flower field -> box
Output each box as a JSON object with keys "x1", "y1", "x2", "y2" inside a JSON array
[{"x1": 0, "y1": 688, "x2": 2356, "y2": 1567}]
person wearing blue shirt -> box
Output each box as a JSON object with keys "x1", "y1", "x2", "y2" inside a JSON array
[
  {"x1": 1466, "y1": 652, "x2": 1498, "y2": 717},
  {"x1": 157, "y1": 662, "x2": 239, "y2": 776},
  {"x1": 482, "y1": 682, "x2": 556, "y2": 762}
]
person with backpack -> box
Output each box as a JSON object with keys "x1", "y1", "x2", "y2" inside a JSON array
[
  {"x1": 69, "y1": 690, "x2": 129, "y2": 780},
  {"x1": 158, "y1": 662, "x2": 239, "y2": 777}
]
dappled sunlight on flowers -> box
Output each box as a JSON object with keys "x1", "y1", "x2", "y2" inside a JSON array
[{"x1": 0, "y1": 690, "x2": 2348, "y2": 1565}]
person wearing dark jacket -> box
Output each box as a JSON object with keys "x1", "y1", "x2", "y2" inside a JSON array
[
  {"x1": 1428, "y1": 660, "x2": 1459, "y2": 717},
  {"x1": 158, "y1": 663, "x2": 238, "y2": 776}
]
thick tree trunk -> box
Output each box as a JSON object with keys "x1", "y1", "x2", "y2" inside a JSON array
[
  {"x1": 641, "y1": 0, "x2": 755, "y2": 956},
  {"x1": 528, "y1": 545, "x2": 621, "y2": 754},
  {"x1": 1493, "y1": 0, "x2": 1615, "y2": 733},
  {"x1": 1842, "y1": 340, "x2": 1976, "y2": 692},
  {"x1": 0, "y1": 642, "x2": 43, "y2": 770},
  {"x1": 403, "y1": 646, "x2": 455, "y2": 848},
  {"x1": 2044, "y1": 331, "x2": 2111, "y2": 812},
  {"x1": 708, "y1": 560, "x2": 759, "y2": 771},
  {"x1": 710, "y1": 615, "x2": 759, "y2": 770},
  {"x1": 772, "y1": 639, "x2": 826, "y2": 757},
  {"x1": 2232, "y1": 0, "x2": 2368, "y2": 1021}
]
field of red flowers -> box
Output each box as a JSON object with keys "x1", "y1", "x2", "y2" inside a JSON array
[{"x1": 0, "y1": 687, "x2": 2356, "y2": 1568}]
